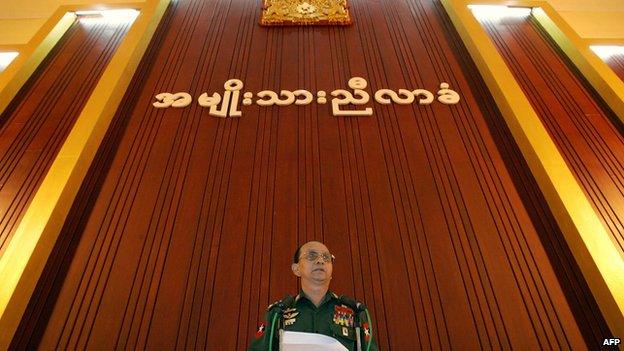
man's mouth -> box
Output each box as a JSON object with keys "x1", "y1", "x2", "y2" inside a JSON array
[{"x1": 313, "y1": 268, "x2": 325, "y2": 272}]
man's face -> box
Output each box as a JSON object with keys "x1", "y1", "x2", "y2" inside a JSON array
[{"x1": 292, "y1": 241, "x2": 334, "y2": 286}]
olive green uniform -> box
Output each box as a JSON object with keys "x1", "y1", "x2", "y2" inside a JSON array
[{"x1": 248, "y1": 291, "x2": 378, "y2": 351}]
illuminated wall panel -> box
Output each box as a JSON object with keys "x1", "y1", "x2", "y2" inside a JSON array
[
  {"x1": 474, "y1": 7, "x2": 624, "y2": 260},
  {"x1": 0, "y1": 14, "x2": 133, "y2": 256}
]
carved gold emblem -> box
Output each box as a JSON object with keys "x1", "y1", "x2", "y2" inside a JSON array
[{"x1": 260, "y1": 0, "x2": 352, "y2": 26}]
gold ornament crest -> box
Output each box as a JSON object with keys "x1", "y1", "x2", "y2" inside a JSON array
[{"x1": 260, "y1": 0, "x2": 352, "y2": 26}]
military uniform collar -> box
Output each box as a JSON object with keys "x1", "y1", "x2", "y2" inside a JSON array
[{"x1": 296, "y1": 290, "x2": 339, "y2": 307}]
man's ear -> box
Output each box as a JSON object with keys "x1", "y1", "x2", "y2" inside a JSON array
[{"x1": 291, "y1": 263, "x2": 301, "y2": 277}]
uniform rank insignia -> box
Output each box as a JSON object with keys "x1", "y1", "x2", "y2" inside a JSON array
[
  {"x1": 283, "y1": 311, "x2": 299, "y2": 319},
  {"x1": 255, "y1": 322, "x2": 266, "y2": 338},
  {"x1": 283, "y1": 308, "x2": 298, "y2": 326},
  {"x1": 333, "y1": 305, "x2": 354, "y2": 327}
]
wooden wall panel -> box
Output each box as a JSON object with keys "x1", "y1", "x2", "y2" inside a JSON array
[
  {"x1": 477, "y1": 13, "x2": 624, "y2": 259},
  {"x1": 602, "y1": 51, "x2": 624, "y2": 82},
  {"x1": 13, "y1": 0, "x2": 610, "y2": 349},
  {"x1": 0, "y1": 16, "x2": 131, "y2": 256}
]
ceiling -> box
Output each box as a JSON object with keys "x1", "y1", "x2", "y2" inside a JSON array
[{"x1": 1, "y1": 0, "x2": 624, "y2": 19}]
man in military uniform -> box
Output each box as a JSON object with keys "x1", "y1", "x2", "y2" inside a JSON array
[{"x1": 248, "y1": 241, "x2": 378, "y2": 351}]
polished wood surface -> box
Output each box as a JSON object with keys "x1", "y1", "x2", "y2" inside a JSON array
[
  {"x1": 0, "y1": 17, "x2": 131, "y2": 257},
  {"x1": 14, "y1": 0, "x2": 609, "y2": 349},
  {"x1": 478, "y1": 13, "x2": 624, "y2": 260}
]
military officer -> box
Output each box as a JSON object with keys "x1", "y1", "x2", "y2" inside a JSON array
[{"x1": 248, "y1": 241, "x2": 378, "y2": 351}]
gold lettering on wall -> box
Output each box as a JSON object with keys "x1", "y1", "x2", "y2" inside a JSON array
[{"x1": 152, "y1": 77, "x2": 461, "y2": 117}]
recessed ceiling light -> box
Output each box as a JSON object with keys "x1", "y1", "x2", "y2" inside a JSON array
[
  {"x1": 75, "y1": 9, "x2": 139, "y2": 25},
  {"x1": 0, "y1": 52, "x2": 19, "y2": 72},
  {"x1": 468, "y1": 5, "x2": 532, "y2": 20},
  {"x1": 590, "y1": 45, "x2": 624, "y2": 59}
]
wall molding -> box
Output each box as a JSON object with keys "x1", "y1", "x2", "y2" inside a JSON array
[{"x1": 441, "y1": 0, "x2": 624, "y2": 337}]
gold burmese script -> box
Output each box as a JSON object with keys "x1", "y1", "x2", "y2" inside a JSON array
[
  {"x1": 260, "y1": 0, "x2": 352, "y2": 26},
  {"x1": 152, "y1": 77, "x2": 461, "y2": 117}
]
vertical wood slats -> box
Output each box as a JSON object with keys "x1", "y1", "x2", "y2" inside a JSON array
[
  {"x1": 13, "y1": 0, "x2": 609, "y2": 349},
  {"x1": 477, "y1": 14, "x2": 624, "y2": 257},
  {"x1": 0, "y1": 16, "x2": 131, "y2": 257}
]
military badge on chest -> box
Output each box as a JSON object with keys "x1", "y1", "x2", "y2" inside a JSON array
[
  {"x1": 333, "y1": 304, "x2": 355, "y2": 330},
  {"x1": 282, "y1": 307, "x2": 299, "y2": 326}
]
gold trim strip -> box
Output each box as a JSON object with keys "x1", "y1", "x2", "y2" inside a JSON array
[
  {"x1": 532, "y1": 4, "x2": 624, "y2": 125},
  {"x1": 441, "y1": 0, "x2": 624, "y2": 336},
  {"x1": 0, "y1": 0, "x2": 171, "y2": 347}
]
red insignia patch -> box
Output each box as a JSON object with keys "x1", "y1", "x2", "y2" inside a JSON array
[
  {"x1": 255, "y1": 322, "x2": 266, "y2": 338},
  {"x1": 363, "y1": 322, "x2": 371, "y2": 342}
]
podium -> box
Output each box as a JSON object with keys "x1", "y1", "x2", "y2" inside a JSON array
[{"x1": 280, "y1": 331, "x2": 349, "y2": 351}]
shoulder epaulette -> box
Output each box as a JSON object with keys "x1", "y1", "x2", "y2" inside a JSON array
[
  {"x1": 266, "y1": 294, "x2": 295, "y2": 312},
  {"x1": 336, "y1": 294, "x2": 364, "y2": 311},
  {"x1": 266, "y1": 300, "x2": 281, "y2": 311}
]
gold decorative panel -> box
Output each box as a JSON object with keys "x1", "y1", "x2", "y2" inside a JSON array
[{"x1": 260, "y1": 0, "x2": 352, "y2": 26}]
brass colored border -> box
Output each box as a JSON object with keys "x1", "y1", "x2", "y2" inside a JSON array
[
  {"x1": 441, "y1": 0, "x2": 624, "y2": 336},
  {"x1": 0, "y1": 0, "x2": 170, "y2": 347},
  {"x1": 532, "y1": 4, "x2": 624, "y2": 124}
]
